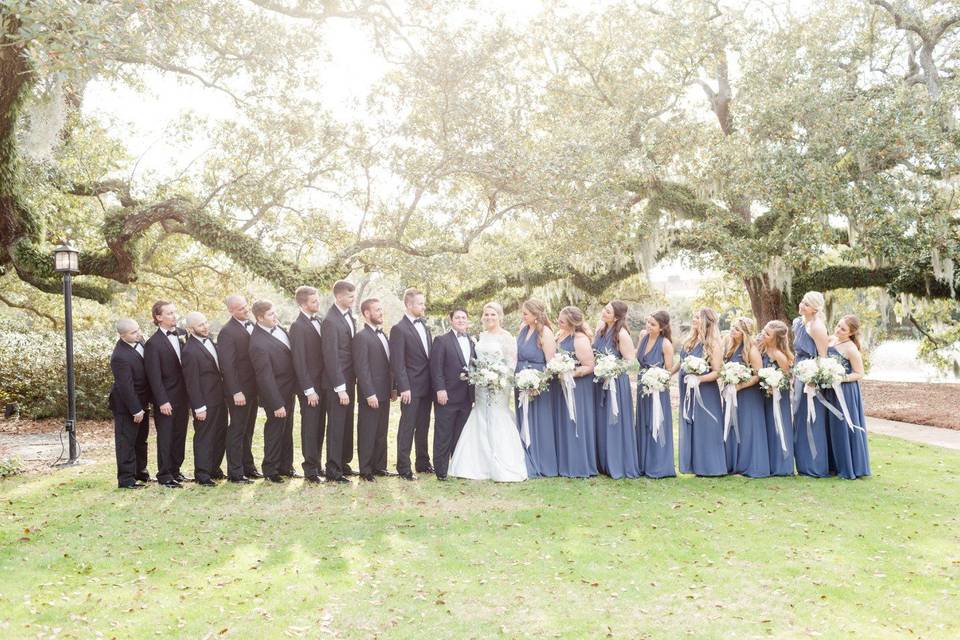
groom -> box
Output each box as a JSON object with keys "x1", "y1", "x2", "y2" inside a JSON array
[
  {"x1": 390, "y1": 287, "x2": 433, "y2": 480},
  {"x1": 430, "y1": 308, "x2": 475, "y2": 480}
]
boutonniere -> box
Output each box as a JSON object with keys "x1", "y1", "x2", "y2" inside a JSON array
[{"x1": 178, "y1": 334, "x2": 187, "y2": 344}]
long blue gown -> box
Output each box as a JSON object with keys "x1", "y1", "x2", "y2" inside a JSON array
[
  {"x1": 826, "y1": 347, "x2": 871, "y2": 480},
  {"x1": 792, "y1": 318, "x2": 833, "y2": 477},
  {"x1": 593, "y1": 330, "x2": 640, "y2": 479},
  {"x1": 761, "y1": 354, "x2": 795, "y2": 476},
  {"x1": 726, "y1": 345, "x2": 770, "y2": 477},
  {"x1": 635, "y1": 334, "x2": 675, "y2": 478},
  {"x1": 677, "y1": 342, "x2": 726, "y2": 477},
  {"x1": 554, "y1": 335, "x2": 598, "y2": 478},
  {"x1": 516, "y1": 325, "x2": 559, "y2": 477}
]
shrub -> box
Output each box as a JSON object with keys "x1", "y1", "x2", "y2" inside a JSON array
[
  {"x1": 0, "y1": 331, "x2": 114, "y2": 420},
  {"x1": 0, "y1": 457, "x2": 23, "y2": 478}
]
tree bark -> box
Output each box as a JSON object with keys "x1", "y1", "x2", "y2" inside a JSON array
[{"x1": 743, "y1": 276, "x2": 789, "y2": 327}]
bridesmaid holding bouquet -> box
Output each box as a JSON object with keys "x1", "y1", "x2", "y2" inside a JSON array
[
  {"x1": 635, "y1": 311, "x2": 676, "y2": 479},
  {"x1": 553, "y1": 307, "x2": 598, "y2": 478},
  {"x1": 516, "y1": 299, "x2": 559, "y2": 478},
  {"x1": 758, "y1": 320, "x2": 796, "y2": 476},
  {"x1": 792, "y1": 291, "x2": 833, "y2": 478},
  {"x1": 827, "y1": 315, "x2": 871, "y2": 480},
  {"x1": 722, "y1": 317, "x2": 770, "y2": 477}
]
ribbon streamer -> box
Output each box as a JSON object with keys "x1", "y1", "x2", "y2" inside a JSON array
[
  {"x1": 519, "y1": 390, "x2": 532, "y2": 448},
  {"x1": 649, "y1": 388, "x2": 665, "y2": 446},
  {"x1": 683, "y1": 375, "x2": 718, "y2": 423},
  {"x1": 604, "y1": 377, "x2": 620, "y2": 418},
  {"x1": 560, "y1": 372, "x2": 578, "y2": 437},
  {"x1": 803, "y1": 385, "x2": 819, "y2": 459},
  {"x1": 771, "y1": 388, "x2": 789, "y2": 455},
  {"x1": 830, "y1": 383, "x2": 864, "y2": 433},
  {"x1": 721, "y1": 384, "x2": 741, "y2": 443}
]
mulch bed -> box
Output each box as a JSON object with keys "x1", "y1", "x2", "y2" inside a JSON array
[{"x1": 861, "y1": 380, "x2": 960, "y2": 431}]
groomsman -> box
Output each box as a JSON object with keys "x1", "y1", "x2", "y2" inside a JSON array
[
  {"x1": 181, "y1": 312, "x2": 227, "y2": 486},
  {"x1": 321, "y1": 280, "x2": 357, "y2": 483},
  {"x1": 218, "y1": 295, "x2": 261, "y2": 481},
  {"x1": 353, "y1": 298, "x2": 396, "y2": 482},
  {"x1": 289, "y1": 285, "x2": 327, "y2": 483},
  {"x1": 144, "y1": 300, "x2": 190, "y2": 488},
  {"x1": 108, "y1": 319, "x2": 152, "y2": 489},
  {"x1": 430, "y1": 308, "x2": 476, "y2": 480},
  {"x1": 248, "y1": 299, "x2": 296, "y2": 483},
  {"x1": 390, "y1": 287, "x2": 433, "y2": 480}
]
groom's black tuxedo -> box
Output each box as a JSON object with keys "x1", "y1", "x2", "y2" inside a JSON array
[
  {"x1": 353, "y1": 324, "x2": 393, "y2": 476},
  {"x1": 181, "y1": 335, "x2": 227, "y2": 483},
  {"x1": 430, "y1": 330, "x2": 476, "y2": 479},
  {"x1": 144, "y1": 327, "x2": 189, "y2": 484},
  {"x1": 390, "y1": 315, "x2": 433, "y2": 475},
  {"x1": 108, "y1": 338, "x2": 151, "y2": 487}
]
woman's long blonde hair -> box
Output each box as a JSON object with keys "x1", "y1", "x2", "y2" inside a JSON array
[
  {"x1": 801, "y1": 291, "x2": 826, "y2": 321},
  {"x1": 761, "y1": 320, "x2": 795, "y2": 368},
  {"x1": 683, "y1": 308, "x2": 721, "y2": 356},
  {"x1": 724, "y1": 316, "x2": 756, "y2": 360},
  {"x1": 559, "y1": 306, "x2": 593, "y2": 340},
  {"x1": 521, "y1": 299, "x2": 552, "y2": 348}
]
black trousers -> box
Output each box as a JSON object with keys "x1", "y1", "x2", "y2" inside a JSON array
[
  {"x1": 397, "y1": 395, "x2": 432, "y2": 474},
  {"x1": 262, "y1": 395, "x2": 295, "y2": 477},
  {"x1": 357, "y1": 398, "x2": 390, "y2": 476},
  {"x1": 433, "y1": 401, "x2": 471, "y2": 478},
  {"x1": 324, "y1": 384, "x2": 355, "y2": 479},
  {"x1": 155, "y1": 402, "x2": 189, "y2": 483},
  {"x1": 298, "y1": 391, "x2": 327, "y2": 477},
  {"x1": 193, "y1": 404, "x2": 227, "y2": 482},
  {"x1": 226, "y1": 393, "x2": 257, "y2": 480},
  {"x1": 135, "y1": 415, "x2": 149, "y2": 477},
  {"x1": 114, "y1": 409, "x2": 147, "y2": 487}
]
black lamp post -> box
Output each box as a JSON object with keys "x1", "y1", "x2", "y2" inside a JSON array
[{"x1": 53, "y1": 242, "x2": 80, "y2": 463}]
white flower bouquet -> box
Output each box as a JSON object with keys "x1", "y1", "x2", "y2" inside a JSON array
[
  {"x1": 718, "y1": 361, "x2": 752, "y2": 387},
  {"x1": 545, "y1": 351, "x2": 577, "y2": 378},
  {"x1": 593, "y1": 352, "x2": 628, "y2": 382},
  {"x1": 681, "y1": 355, "x2": 710, "y2": 376},
  {"x1": 515, "y1": 368, "x2": 549, "y2": 396},
  {"x1": 757, "y1": 366, "x2": 788, "y2": 396},
  {"x1": 640, "y1": 366, "x2": 671, "y2": 396},
  {"x1": 461, "y1": 352, "x2": 514, "y2": 392}
]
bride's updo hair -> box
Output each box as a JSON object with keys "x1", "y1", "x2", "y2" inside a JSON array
[
  {"x1": 559, "y1": 306, "x2": 593, "y2": 339},
  {"x1": 482, "y1": 301, "x2": 504, "y2": 321}
]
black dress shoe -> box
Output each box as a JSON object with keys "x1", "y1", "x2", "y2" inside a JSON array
[
  {"x1": 228, "y1": 477, "x2": 254, "y2": 484},
  {"x1": 174, "y1": 473, "x2": 193, "y2": 483},
  {"x1": 135, "y1": 473, "x2": 152, "y2": 482},
  {"x1": 360, "y1": 473, "x2": 376, "y2": 482},
  {"x1": 266, "y1": 474, "x2": 285, "y2": 483},
  {"x1": 197, "y1": 478, "x2": 217, "y2": 487},
  {"x1": 211, "y1": 471, "x2": 226, "y2": 480},
  {"x1": 343, "y1": 466, "x2": 356, "y2": 476},
  {"x1": 245, "y1": 469, "x2": 263, "y2": 479},
  {"x1": 436, "y1": 475, "x2": 448, "y2": 481},
  {"x1": 305, "y1": 475, "x2": 324, "y2": 484},
  {"x1": 119, "y1": 483, "x2": 145, "y2": 489},
  {"x1": 160, "y1": 480, "x2": 183, "y2": 488},
  {"x1": 374, "y1": 469, "x2": 398, "y2": 477},
  {"x1": 417, "y1": 464, "x2": 435, "y2": 474},
  {"x1": 399, "y1": 472, "x2": 417, "y2": 481},
  {"x1": 281, "y1": 470, "x2": 303, "y2": 478},
  {"x1": 327, "y1": 475, "x2": 349, "y2": 484}
]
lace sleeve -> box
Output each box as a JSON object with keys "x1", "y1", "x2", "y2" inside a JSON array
[{"x1": 501, "y1": 331, "x2": 518, "y2": 370}]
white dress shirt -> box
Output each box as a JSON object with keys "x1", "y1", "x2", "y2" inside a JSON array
[
  {"x1": 369, "y1": 323, "x2": 390, "y2": 359},
  {"x1": 235, "y1": 316, "x2": 254, "y2": 334},
  {"x1": 336, "y1": 304, "x2": 355, "y2": 337},
  {"x1": 456, "y1": 332, "x2": 470, "y2": 365},
  {"x1": 201, "y1": 336, "x2": 220, "y2": 369},
  {"x1": 163, "y1": 328, "x2": 181, "y2": 362},
  {"x1": 259, "y1": 323, "x2": 290, "y2": 349},
  {"x1": 406, "y1": 313, "x2": 429, "y2": 354},
  {"x1": 126, "y1": 340, "x2": 144, "y2": 358}
]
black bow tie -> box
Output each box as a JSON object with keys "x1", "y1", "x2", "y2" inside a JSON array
[
  {"x1": 201, "y1": 337, "x2": 210, "y2": 343},
  {"x1": 310, "y1": 315, "x2": 321, "y2": 323},
  {"x1": 243, "y1": 321, "x2": 252, "y2": 327},
  {"x1": 414, "y1": 318, "x2": 426, "y2": 325},
  {"x1": 456, "y1": 332, "x2": 467, "y2": 338},
  {"x1": 165, "y1": 330, "x2": 177, "y2": 336},
  {"x1": 374, "y1": 327, "x2": 384, "y2": 335},
  {"x1": 269, "y1": 326, "x2": 277, "y2": 334}
]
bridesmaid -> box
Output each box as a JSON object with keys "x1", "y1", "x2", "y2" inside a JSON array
[
  {"x1": 635, "y1": 310, "x2": 676, "y2": 478},
  {"x1": 516, "y1": 299, "x2": 559, "y2": 477},
  {"x1": 758, "y1": 320, "x2": 796, "y2": 476},
  {"x1": 723, "y1": 317, "x2": 770, "y2": 477},
  {"x1": 792, "y1": 291, "x2": 833, "y2": 477},
  {"x1": 593, "y1": 300, "x2": 641, "y2": 479},
  {"x1": 675, "y1": 308, "x2": 726, "y2": 476},
  {"x1": 554, "y1": 306, "x2": 598, "y2": 478},
  {"x1": 827, "y1": 315, "x2": 871, "y2": 480}
]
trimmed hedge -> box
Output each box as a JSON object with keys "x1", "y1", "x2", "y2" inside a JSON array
[{"x1": 0, "y1": 331, "x2": 114, "y2": 420}]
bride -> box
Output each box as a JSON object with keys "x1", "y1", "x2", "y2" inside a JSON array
[{"x1": 449, "y1": 301, "x2": 528, "y2": 482}]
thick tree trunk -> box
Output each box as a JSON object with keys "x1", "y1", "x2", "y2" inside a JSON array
[{"x1": 744, "y1": 276, "x2": 789, "y2": 328}]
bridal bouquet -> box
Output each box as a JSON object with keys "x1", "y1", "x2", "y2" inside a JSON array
[
  {"x1": 640, "y1": 366, "x2": 671, "y2": 445},
  {"x1": 461, "y1": 352, "x2": 513, "y2": 393},
  {"x1": 757, "y1": 366, "x2": 788, "y2": 396},
  {"x1": 594, "y1": 352, "x2": 629, "y2": 417},
  {"x1": 680, "y1": 355, "x2": 710, "y2": 376},
  {"x1": 546, "y1": 350, "x2": 578, "y2": 432},
  {"x1": 516, "y1": 368, "x2": 549, "y2": 448}
]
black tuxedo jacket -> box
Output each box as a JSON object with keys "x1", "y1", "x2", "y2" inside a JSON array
[
  {"x1": 108, "y1": 339, "x2": 151, "y2": 415},
  {"x1": 320, "y1": 304, "x2": 355, "y2": 390},
  {"x1": 353, "y1": 326, "x2": 393, "y2": 402},
  {"x1": 144, "y1": 327, "x2": 187, "y2": 408},
  {"x1": 430, "y1": 330, "x2": 476, "y2": 405},
  {"x1": 217, "y1": 317, "x2": 258, "y2": 397},
  {"x1": 248, "y1": 325, "x2": 296, "y2": 412},
  {"x1": 181, "y1": 336, "x2": 224, "y2": 412},
  {"x1": 289, "y1": 312, "x2": 325, "y2": 395},
  {"x1": 389, "y1": 316, "x2": 432, "y2": 397}
]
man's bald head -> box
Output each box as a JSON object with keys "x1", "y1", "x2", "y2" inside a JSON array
[
  {"x1": 224, "y1": 294, "x2": 249, "y2": 322},
  {"x1": 115, "y1": 318, "x2": 142, "y2": 344},
  {"x1": 185, "y1": 311, "x2": 210, "y2": 338}
]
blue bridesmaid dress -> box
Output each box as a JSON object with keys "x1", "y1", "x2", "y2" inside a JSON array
[
  {"x1": 516, "y1": 325, "x2": 559, "y2": 477},
  {"x1": 726, "y1": 345, "x2": 770, "y2": 477},
  {"x1": 677, "y1": 342, "x2": 726, "y2": 477},
  {"x1": 826, "y1": 347, "x2": 871, "y2": 480},
  {"x1": 593, "y1": 330, "x2": 641, "y2": 479},
  {"x1": 761, "y1": 354, "x2": 795, "y2": 476},
  {"x1": 792, "y1": 318, "x2": 833, "y2": 477},
  {"x1": 635, "y1": 334, "x2": 675, "y2": 478},
  {"x1": 554, "y1": 335, "x2": 598, "y2": 478}
]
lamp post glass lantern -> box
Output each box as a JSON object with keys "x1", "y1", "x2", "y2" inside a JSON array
[{"x1": 54, "y1": 242, "x2": 80, "y2": 463}]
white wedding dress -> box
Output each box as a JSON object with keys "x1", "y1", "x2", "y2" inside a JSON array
[{"x1": 449, "y1": 330, "x2": 528, "y2": 482}]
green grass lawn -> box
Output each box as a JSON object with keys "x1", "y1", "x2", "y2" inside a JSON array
[{"x1": 2, "y1": 413, "x2": 959, "y2": 639}]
